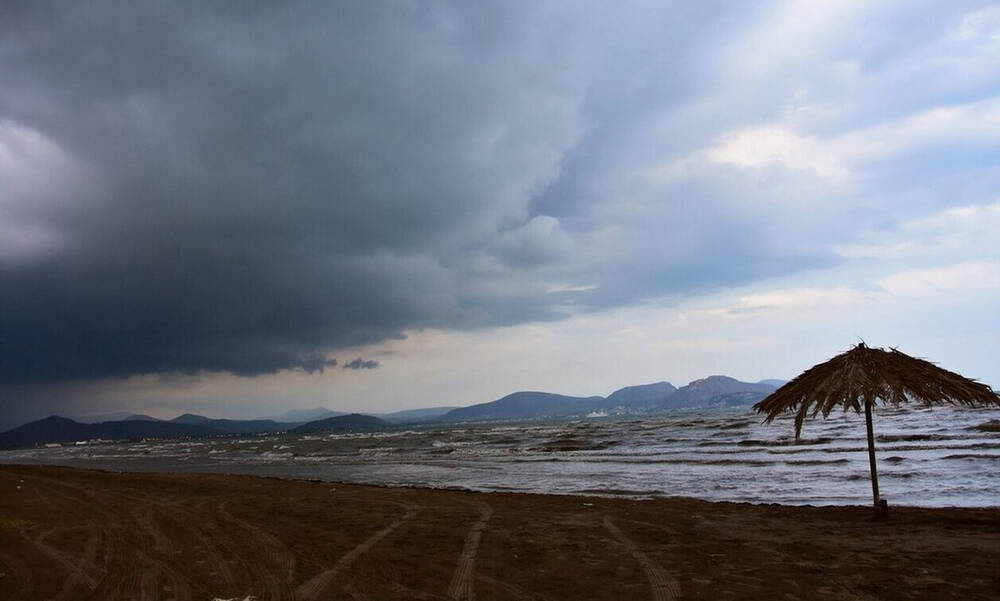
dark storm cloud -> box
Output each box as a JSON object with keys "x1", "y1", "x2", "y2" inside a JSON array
[
  {"x1": 1, "y1": 1, "x2": 994, "y2": 387},
  {"x1": 0, "y1": 1, "x2": 601, "y2": 382},
  {"x1": 343, "y1": 358, "x2": 379, "y2": 370}
]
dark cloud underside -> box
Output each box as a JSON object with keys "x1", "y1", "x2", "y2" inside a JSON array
[
  {"x1": 1, "y1": 1, "x2": 992, "y2": 385},
  {"x1": 344, "y1": 358, "x2": 379, "y2": 370},
  {"x1": 0, "y1": 2, "x2": 597, "y2": 382}
]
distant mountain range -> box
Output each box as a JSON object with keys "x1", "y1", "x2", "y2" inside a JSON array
[
  {"x1": 439, "y1": 376, "x2": 781, "y2": 423},
  {"x1": 0, "y1": 376, "x2": 786, "y2": 448}
]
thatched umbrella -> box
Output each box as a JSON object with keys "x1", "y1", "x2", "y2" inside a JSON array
[{"x1": 753, "y1": 343, "x2": 999, "y2": 516}]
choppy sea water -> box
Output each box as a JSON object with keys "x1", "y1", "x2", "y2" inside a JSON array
[{"x1": 3, "y1": 406, "x2": 999, "y2": 507}]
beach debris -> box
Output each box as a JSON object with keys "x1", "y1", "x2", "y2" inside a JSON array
[
  {"x1": 0, "y1": 518, "x2": 32, "y2": 531},
  {"x1": 754, "y1": 342, "x2": 1000, "y2": 517},
  {"x1": 972, "y1": 420, "x2": 1000, "y2": 432}
]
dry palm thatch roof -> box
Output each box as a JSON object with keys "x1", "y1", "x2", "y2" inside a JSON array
[{"x1": 753, "y1": 343, "x2": 1000, "y2": 437}]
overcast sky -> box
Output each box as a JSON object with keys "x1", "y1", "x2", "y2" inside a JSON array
[{"x1": 1, "y1": 1, "x2": 998, "y2": 428}]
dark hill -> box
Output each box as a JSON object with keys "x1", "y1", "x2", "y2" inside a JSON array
[
  {"x1": 264, "y1": 407, "x2": 345, "y2": 422},
  {"x1": 90, "y1": 420, "x2": 221, "y2": 440},
  {"x1": 171, "y1": 414, "x2": 292, "y2": 434},
  {"x1": 0, "y1": 416, "x2": 87, "y2": 447},
  {"x1": 79, "y1": 412, "x2": 162, "y2": 423},
  {"x1": 442, "y1": 391, "x2": 605, "y2": 422},
  {"x1": 209, "y1": 419, "x2": 291, "y2": 434},
  {"x1": 121, "y1": 413, "x2": 161, "y2": 422},
  {"x1": 380, "y1": 406, "x2": 458, "y2": 423},
  {"x1": 171, "y1": 413, "x2": 216, "y2": 425},
  {"x1": 665, "y1": 376, "x2": 777, "y2": 408},
  {"x1": 757, "y1": 379, "x2": 788, "y2": 388},
  {"x1": 0, "y1": 416, "x2": 221, "y2": 448},
  {"x1": 603, "y1": 381, "x2": 677, "y2": 411},
  {"x1": 290, "y1": 413, "x2": 387, "y2": 434}
]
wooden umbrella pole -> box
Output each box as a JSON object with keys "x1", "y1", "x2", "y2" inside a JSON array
[{"x1": 864, "y1": 399, "x2": 882, "y2": 516}]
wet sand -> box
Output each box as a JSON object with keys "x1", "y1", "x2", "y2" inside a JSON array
[{"x1": 1, "y1": 465, "x2": 997, "y2": 600}]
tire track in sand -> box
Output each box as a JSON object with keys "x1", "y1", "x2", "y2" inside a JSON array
[
  {"x1": 12, "y1": 472, "x2": 194, "y2": 601},
  {"x1": 294, "y1": 503, "x2": 419, "y2": 601},
  {"x1": 132, "y1": 507, "x2": 173, "y2": 555},
  {"x1": 23, "y1": 525, "x2": 101, "y2": 596},
  {"x1": 474, "y1": 574, "x2": 554, "y2": 601},
  {"x1": 16, "y1": 474, "x2": 122, "y2": 597},
  {"x1": 88, "y1": 530, "x2": 143, "y2": 601},
  {"x1": 51, "y1": 526, "x2": 101, "y2": 601},
  {"x1": 0, "y1": 550, "x2": 34, "y2": 601},
  {"x1": 218, "y1": 499, "x2": 297, "y2": 582},
  {"x1": 128, "y1": 499, "x2": 201, "y2": 599},
  {"x1": 119, "y1": 488, "x2": 238, "y2": 597},
  {"x1": 137, "y1": 545, "x2": 194, "y2": 601},
  {"x1": 85, "y1": 487, "x2": 196, "y2": 601},
  {"x1": 216, "y1": 499, "x2": 295, "y2": 600},
  {"x1": 446, "y1": 502, "x2": 493, "y2": 601},
  {"x1": 91, "y1": 527, "x2": 193, "y2": 601},
  {"x1": 602, "y1": 515, "x2": 680, "y2": 601}
]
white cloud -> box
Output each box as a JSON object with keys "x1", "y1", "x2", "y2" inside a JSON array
[
  {"x1": 824, "y1": 201, "x2": 1000, "y2": 310},
  {"x1": 724, "y1": 0, "x2": 875, "y2": 80},
  {"x1": 702, "y1": 126, "x2": 849, "y2": 180},
  {"x1": 878, "y1": 262, "x2": 1000, "y2": 297},
  {"x1": 491, "y1": 215, "x2": 576, "y2": 267},
  {"x1": 545, "y1": 283, "x2": 597, "y2": 294},
  {"x1": 657, "y1": 96, "x2": 1000, "y2": 184},
  {"x1": 837, "y1": 201, "x2": 1000, "y2": 262},
  {"x1": 954, "y1": 4, "x2": 1000, "y2": 45},
  {"x1": 725, "y1": 286, "x2": 886, "y2": 315},
  {"x1": 836, "y1": 97, "x2": 1000, "y2": 162}
]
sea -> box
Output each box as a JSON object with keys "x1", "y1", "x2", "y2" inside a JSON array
[{"x1": 3, "y1": 405, "x2": 999, "y2": 507}]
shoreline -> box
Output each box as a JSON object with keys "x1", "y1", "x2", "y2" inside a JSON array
[
  {"x1": 3, "y1": 465, "x2": 999, "y2": 600},
  {"x1": 5, "y1": 458, "x2": 999, "y2": 511},
  {"x1": 4, "y1": 461, "x2": 1000, "y2": 511}
]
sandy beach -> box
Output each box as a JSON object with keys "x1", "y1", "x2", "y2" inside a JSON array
[{"x1": 1, "y1": 465, "x2": 997, "y2": 601}]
